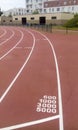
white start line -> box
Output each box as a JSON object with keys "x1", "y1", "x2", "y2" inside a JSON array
[{"x1": 0, "y1": 115, "x2": 60, "y2": 130}]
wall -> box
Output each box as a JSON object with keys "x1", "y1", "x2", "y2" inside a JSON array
[
  {"x1": 13, "y1": 13, "x2": 74, "y2": 25},
  {"x1": 1, "y1": 16, "x2": 13, "y2": 25},
  {"x1": 0, "y1": 13, "x2": 74, "y2": 25}
]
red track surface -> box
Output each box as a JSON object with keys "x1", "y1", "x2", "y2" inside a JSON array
[{"x1": 0, "y1": 26, "x2": 78, "y2": 130}]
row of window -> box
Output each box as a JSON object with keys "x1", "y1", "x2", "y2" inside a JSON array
[
  {"x1": 45, "y1": 0, "x2": 77, "y2": 7},
  {"x1": 4, "y1": 10, "x2": 27, "y2": 16},
  {"x1": 44, "y1": 6, "x2": 78, "y2": 13},
  {"x1": 15, "y1": 16, "x2": 57, "y2": 21},
  {"x1": 6, "y1": 5, "x2": 78, "y2": 16},
  {"x1": 62, "y1": 0, "x2": 77, "y2": 5},
  {"x1": 26, "y1": 0, "x2": 43, "y2": 3}
]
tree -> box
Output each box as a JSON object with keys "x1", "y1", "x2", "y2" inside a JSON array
[
  {"x1": 8, "y1": 12, "x2": 12, "y2": 17},
  {"x1": 32, "y1": 10, "x2": 39, "y2": 14},
  {"x1": 64, "y1": 14, "x2": 78, "y2": 28},
  {"x1": 0, "y1": 11, "x2": 3, "y2": 16}
]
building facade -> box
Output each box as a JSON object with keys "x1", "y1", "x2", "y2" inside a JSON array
[
  {"x1": 25, "y1": 0, "x2": 78, "y2": 14},
  {"x1": 3, "y1": 0, "x2": 78, "y2": 16},
  {"x1": 44, "y1": 0, "x2": 78, "y2": 14},
  {"x1": 3, "y1": 8, "x2": 27, "y2": 16},
  {"x1": 25, "y1": 0, "x2": 48, "y2": 14},
  {"x1": 12, "y1": 12, "x2": 73, "y2": 26}
]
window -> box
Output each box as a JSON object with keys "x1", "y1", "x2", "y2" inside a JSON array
[
  {"x1": 68, "y1": 7, "x2": 70, "y2": 12},
  {"x1": 57, "y1": 8, "x2": 60, "y2": 11},
  {"x1": 72, "y1": 6, "x2": 74, "y2": 11},
  {"x1": 51, "y1": 16, "x2": 57, "y2": 19},
  {"x1": 52, "y1": 8, "x2": 54, "y2": 12},
  {"x1": 10, "y1": 20, "x2": 12, "y2": 22},
  {"x1": 3, "y1": 20, "x2": 5, "y2": 22},
  {"x1": 74, "y1": 0, "x2": 76, "y2": 4},
  {"x1": 45, "y1": 3, "x2": 48, "y2": 7},
  {"x1": 31, "y1": 17, "x2": 35, "y2": 20},
  {"x1": 36, "y1": 0, "x2": 38, "y2": 2},
  {"x1": 62, "y1": 7, "x2": 65, "y2": 12},
  {"x1": 26, "y1": 0, "x2": 29, "y2": 3},
  {"x1": 49, "y1": 8, "x2": 51, "y2": 13},
  {"x1": 27, "y1": 10, "x2": 29, "y2": 13},
  {"x1": 44, "y1": 9, "x2": 46, "y2": 13},
  {"x1": 69, "y1": 0, "x2": 72, "y2": 4},
  {"x1": 64, "y1": 1, "x2": 67, "y2": 5},
  {"x1": 15, "y1": 18, "x2": 18, "y2": 20}
]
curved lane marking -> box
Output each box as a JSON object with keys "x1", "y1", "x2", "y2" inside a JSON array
[
  {"x1": 0, "y1": 29, "x2": 24, "y2": 60},
  {"x1": 32, "y1": 30, "x2": 64, "y2": 130},
  {"x1": 0, "y1": 28, "x2": 7, "y2": 38},
  {"x1": 0, "y1": 29, "x2": 15, "y2": 46},
  {"x1": 0, "y1": 30, "x2": 35, "y2": 102}
]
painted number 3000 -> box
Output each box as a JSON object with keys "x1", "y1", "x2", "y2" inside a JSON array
[{"x1": 36, "y1": 95, "x2": 57, "y2": 114}]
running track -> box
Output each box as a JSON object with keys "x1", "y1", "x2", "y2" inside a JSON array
[{"x1": 0, "y1": 26, "x2": 78, "y2": 130}]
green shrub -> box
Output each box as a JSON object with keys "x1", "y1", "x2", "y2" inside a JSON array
[
  {"x1": 32, "y1": 10, "x2": 39, "y2": 14},
  {"x1": 64, "y1": 14, "x2": 78, "y2": 28}
]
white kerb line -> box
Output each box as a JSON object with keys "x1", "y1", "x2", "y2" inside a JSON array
[
  {"x1": 0, "y1": 30, "x2": 35, "y2": 103},
  {"x1": 33, "y1": 30, "x2": 64, "y2": 130}
]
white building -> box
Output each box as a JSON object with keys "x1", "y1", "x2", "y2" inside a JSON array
[
  {"x1": 25, "y1": 0, "x2": 78, "y2": 14},
  {"x1": 25, "y1": 0, "x2": 48, "y2": 14},
  {"x1": 3, "y1": 0, "x2": 78, "y2": 17},
  {"x1": 44, "y1": 0, "x2": 78, "y2": 14},
  {"x1": 3, "y1": 8, "x2": 27, "y2": 16}
]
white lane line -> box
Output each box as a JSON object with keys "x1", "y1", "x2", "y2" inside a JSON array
[
  {"x1": 0, "y1": 28, "x2": 7, "y2": 38},
  {"x1": 15, "y1": 47, "x2": 32, "y2": 49},
  {"x1": 15, "y1": 47, "x2": 23, "y2": 49},
  {"x1": 0, "y1": 29, "x2": 24, "y2": 61},
  {"x1": 0, "y1": 29, "x2": 15, "y2": 46},
  {"x1": 32, "y1": 30, "x2": 64, "y2": 130},
  {"x1": 25, "y1": 47, "x2": 32, "y2": 49},
  {"x1": 0, "y1": 115, "x2": 60, "y2": 130},
  {"x1": 36, "y1": 38, "x2": 47, "y2": 41},
  {"x1": 0, "y1": 30, "x2": 35, "y2": 103}
]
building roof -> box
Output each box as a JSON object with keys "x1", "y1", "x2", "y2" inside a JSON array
[{"x1": 44, "y1": 0, "x2": 78, "y2": 8}]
